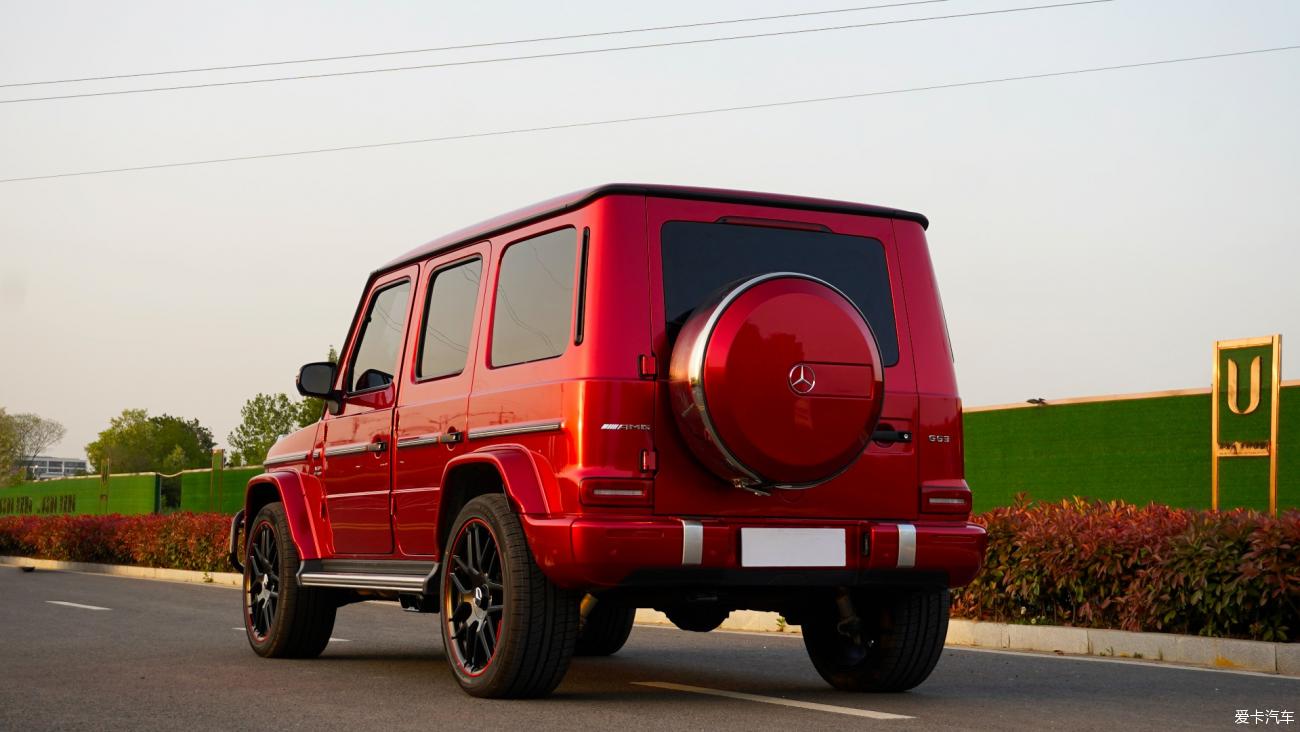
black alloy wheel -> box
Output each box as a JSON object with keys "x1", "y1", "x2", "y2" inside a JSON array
[
  {"x1": 246, "y1": 519, "x2": 280, "y2": 641},
  {"x1": 241, "y1": 502, "x2": 336, "y2": 659},
  {"x1": 444, "y1": 518, "x2": 505, "y2": 675},
  {"x1": 439, "y1": 494, "x2": 578, "y2": 698}
]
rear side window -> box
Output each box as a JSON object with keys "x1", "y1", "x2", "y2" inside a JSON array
[
  {"x1": 348, "y1": 281, "x2": 412, "y2": 392},
  {"x1": 490, "y1": 228, "x2": 578, "y2": 367},
  {"x1": 417, "y1": 257, "x2": 482, "y2": 380},
  {"x1": 661, "y1": 222, "x2": 899, "y2": 365}
]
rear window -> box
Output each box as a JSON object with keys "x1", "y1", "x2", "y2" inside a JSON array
[{"x1": 660, "y1": 222, "x2": 899, "y2": 365}]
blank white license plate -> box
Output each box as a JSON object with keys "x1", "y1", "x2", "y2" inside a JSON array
[{"x1": 740, "y1": 528, "x2": 846, "y2": 568}]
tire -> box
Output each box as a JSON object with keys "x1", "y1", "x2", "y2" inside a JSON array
[
  {"x1": 802, "y1": 588, "x2": 950, "y2": 692},
  {"x1": 440, "y1": 494, "x2": 579, "y2": 698},
  {"x1": 575, "y1": 598, "x2": 635, "y2": 656},
  {"x1": 665, "y1": 605, "x2": 731, "y2": 633},
  {"x1": 243, "y1": 502, "x2": 337, "y2": 658}
]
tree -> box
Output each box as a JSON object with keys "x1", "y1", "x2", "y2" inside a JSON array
[
  {"x1": 225, "y1": 347, "x2": 337, "y2": 466},
  {"x1": 0, "y1": 409, "x2": 67, "y2": 483},
  {"x1": 228, "y1": 393, "x2": 315, "y2": 467},
  {"x1": 85, "y1": 409, "x2": 215, "y2": 474},
  {"x1": 160, "y1": 445, "x2": 188, "y2": 475},
  {"x1": 0, "y1": 409, "x2": 16, "y2": 485}
]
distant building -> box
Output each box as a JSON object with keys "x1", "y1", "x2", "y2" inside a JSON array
[{"x1": 21, "y1": 456, "x2": 89, "y2": 480}]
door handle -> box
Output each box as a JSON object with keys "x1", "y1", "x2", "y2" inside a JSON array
[
  {"x1": 871, "y1": 429, "x2": 912, "y2": 444},
  {"x1": 367, "y1": 440, "x2": 387, "y2": 453},
  {"x1": 438, "y1": 429, "x2": 463, "y2": 445}
]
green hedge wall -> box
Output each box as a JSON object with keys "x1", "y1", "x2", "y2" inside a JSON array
[
  {"x1": 0, "y1": 474, "x2": 159, "y2": 516},
  {"x1": 965, "y1": 385, "x2": 1298, "y2": 513},
  {"x1": 0, "y1": 468, "x2": 263, "y2": 517},
  {"x1": 177, "y1": 467, "x2": 261, "y2": 514}
]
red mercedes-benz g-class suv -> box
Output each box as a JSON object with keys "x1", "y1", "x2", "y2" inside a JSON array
[{"x1": 231, "y1": 184, "x2": 986, "y2": 698}]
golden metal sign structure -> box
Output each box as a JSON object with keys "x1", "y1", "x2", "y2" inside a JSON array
[{"x1": 1211, "y1": 335, "x2": 1281, "y2": 514}]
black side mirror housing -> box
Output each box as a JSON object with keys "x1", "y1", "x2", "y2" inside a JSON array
[{"x1": 297, "y1": 362, "x2": 342, "y2": 414}]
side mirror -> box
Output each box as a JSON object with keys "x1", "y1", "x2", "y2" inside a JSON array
[
  {"x1": 297, "y1": 361, "x2": 342, "y2": 416},
  {"x1": 297, "y1": 361, "x2": 338, "y2": 398}
]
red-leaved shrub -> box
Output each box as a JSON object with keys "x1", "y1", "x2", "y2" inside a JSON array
[
  {"x1": 0, "y1": 513, "x2": 229, "y2": 573},
  {"x1": 952, "y1": 498, "x2": 1300, "y2": 642},
  {"x1": 3, "y1": 503, "x2": 1297, "y2": 641}
]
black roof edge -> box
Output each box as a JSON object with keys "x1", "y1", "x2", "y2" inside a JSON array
[{"x1": 376, "y1": 183, "x2": 928, "y2": 276}]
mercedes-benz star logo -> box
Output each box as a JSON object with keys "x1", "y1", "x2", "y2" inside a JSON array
[{"x1": 788, "y1": 364, "x2": 817, "y2": 395}]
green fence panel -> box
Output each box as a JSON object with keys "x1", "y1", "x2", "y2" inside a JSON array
[
  {"x1": 106, "y1": 474, "x2": 161, "y2": 515},
  {"x1": 965, "y1": 385, "x2": 1297, "y2": 513},
  {"x1": 0, "y1": 473, "x2": 159, "y2": 516},
  {"x1": 0, "y1": 476, "x2": 101, "y2": 515},
  {"x1": 220, "y1": 467, "x2": 263, "y2": 514},
  {"x1": 174, "y1": 466, "x2": 263, "y2": 513},
  {"x1": 179, "y1": 471, "x2": 212, "y2": 513}
]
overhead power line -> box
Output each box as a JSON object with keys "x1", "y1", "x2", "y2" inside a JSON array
[
  {"x1": 0, "y1": 0, "x2": 1114, "y2": 105},
  {"x1": 1, "y1": 0, "x2": 956, "y2": 89},
  {"x1": 4, "y1": 45, "x2": 1294, "y2": 185}
]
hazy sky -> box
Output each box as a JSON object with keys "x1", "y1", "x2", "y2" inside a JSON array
[{"x1": 2, "y1": 0, "x2": 1298, "y2": 460}]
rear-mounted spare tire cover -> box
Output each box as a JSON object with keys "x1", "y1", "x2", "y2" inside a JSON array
[{"x1": 668, "y1": 273, "x2": 885, "y2": 490}]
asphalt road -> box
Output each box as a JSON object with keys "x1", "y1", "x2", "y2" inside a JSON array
[{"x1": 1, "y1": 568, "x2": 1294, "y2": 731}]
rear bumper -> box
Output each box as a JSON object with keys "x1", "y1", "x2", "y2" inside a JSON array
[{"x1": 521, "y1": 514, "x2": 986, "y2": 591}]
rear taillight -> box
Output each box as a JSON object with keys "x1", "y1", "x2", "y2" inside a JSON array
[
  {"x1": 580, "y1": 479, "x2": 653, "y2": 507},
  {"x1": 920, "y1": 480, "x2": 972, "y2": 515}
]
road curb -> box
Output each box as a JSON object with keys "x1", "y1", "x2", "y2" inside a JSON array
[
  {"x1": 635, "y1": 610, "x2": 1299, "y2": 677},
  {"x1": 1, "y1": 556, "x2": 243, "y2": 587},
  {"x1": 10, "y1": 556, "x2": 1293, "y2": 676}
]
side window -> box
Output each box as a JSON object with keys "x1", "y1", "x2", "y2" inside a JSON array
[
  {"x1": 347, "y1": 281, "x2": 412, "y2": 392},
  {"x1": 417, "y1": 257, "x2": 482, "y2": 380},
  {"x1": 490, "y1": 228, "x2": 577, "y2": 367}
]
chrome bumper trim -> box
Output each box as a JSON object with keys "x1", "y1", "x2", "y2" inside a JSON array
[
  {"x1": 681, "y1": 519, "x2": 703, "y2": 566},
  {"x1": 896, "y1": 523, "x2": 917, "y2": 569}
]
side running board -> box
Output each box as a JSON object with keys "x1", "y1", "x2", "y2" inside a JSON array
[{"x1": 297, "y1": 559, "x2": 440, "y2": 595}]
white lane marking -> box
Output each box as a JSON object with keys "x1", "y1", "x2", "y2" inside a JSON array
[
  {"x1": 950, "y1": 646, "x2": 1300, "y2": 680},
  {"x1": 632, "y1": 681, "x2": 913, "y2": 720},
  {"x1": 636, "y1": 626, "x2": 1300, "y2": 681},
  {"x1": 46, "y1": 601, "x2": 110, "y2": 611}
]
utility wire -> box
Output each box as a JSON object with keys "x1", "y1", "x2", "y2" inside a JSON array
[
  {"x1": 0, "y1": 0, "x2": 1113, "y2": 105},
  {"x1": 3, "y1": 45, "x2": 1294, "y2": 185},
  {"x1": 1, "y1": 0, "x2": 956, "y2": 89}
]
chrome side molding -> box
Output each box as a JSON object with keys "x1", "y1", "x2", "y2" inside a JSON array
[
  {"x1": 323, "y1": 441, "x2": 386, "y2": 457},
  {"x1": 397, "y1": 431, "x2": 463, "y2": 449},
  {"x1": 396, "y1": 434, "x2": 441, "y2": 449},
  {"x1": 263, "y1": 451, "x2": 309, "y2": 466},
  {"x1": 467, "y1": 419, "x2": 563, "y2": 440}
]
